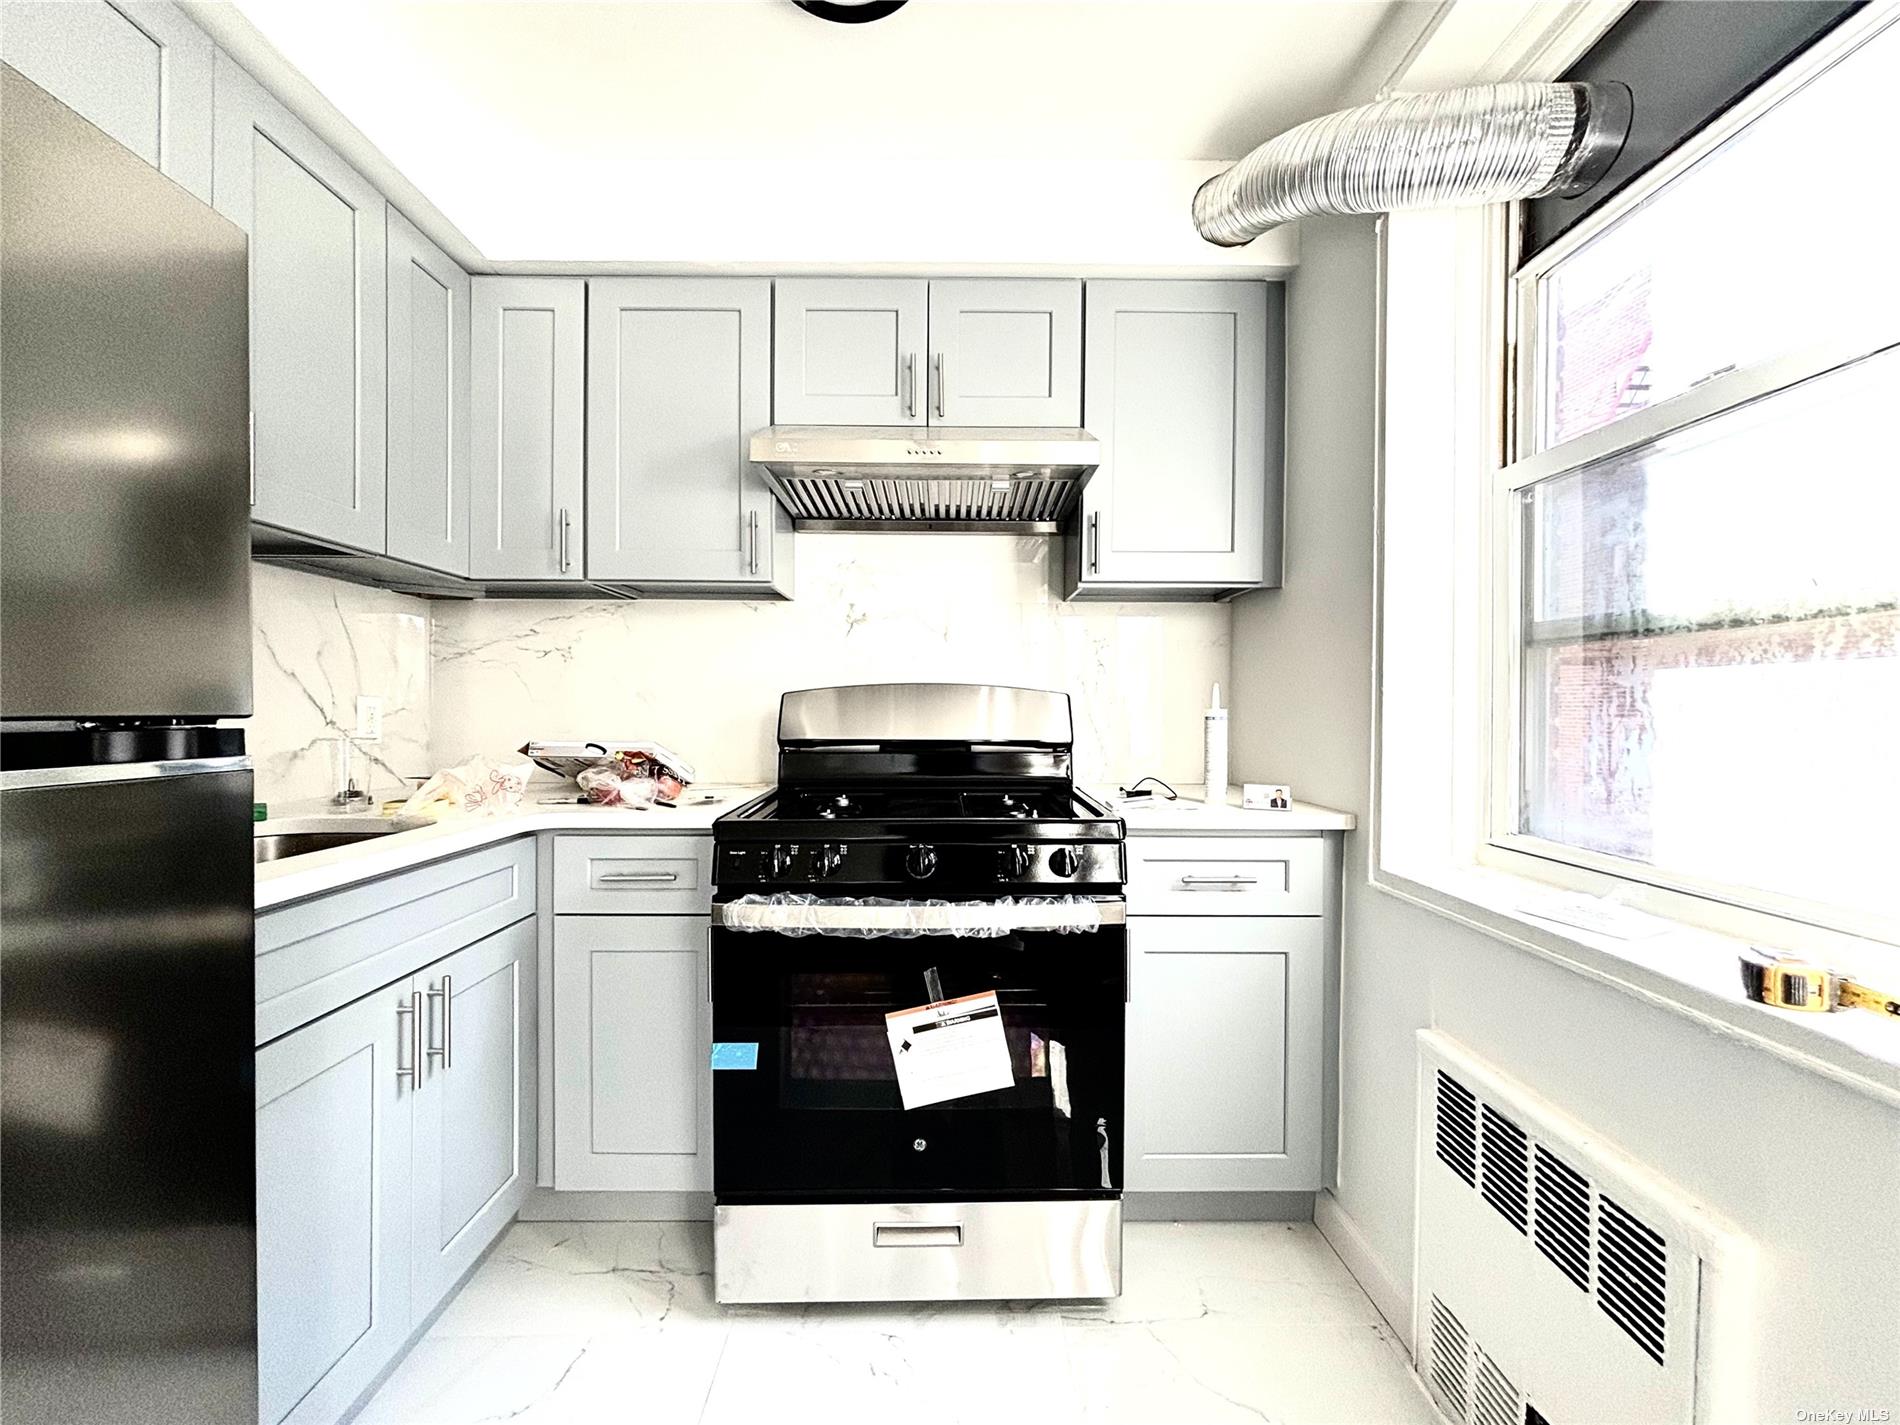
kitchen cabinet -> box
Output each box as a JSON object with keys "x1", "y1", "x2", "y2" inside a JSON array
[
  {"x1": 585, "y1": 277, "x2": 790, "y2": 593},
  {"x1": 469, "y1": 276, "x2": 586, "y2": 581},
  {"x1": 385, "y1": 206, "x2": 471, "y2": 575},
  {"x1": 410, "y1": 918, "x2": 536, "y2": 1311},
  {"x1": 773, "y1": 278, "x2": 926, "y2": 426},
  {"x1": 0, "y1": 0, "x2": 213, "y2": 201},
  {"x1": 1124, "y1": 913, "x2": 1322, "y2": 1193},
  {"x1": 773, "y1": 277, "x2": 1081, "y2": 428},
  {"x1": 1067, "y1": 280, "x2": 1283, "y2": 599},
  {"x1": 255, "y1": 980, "x2": 413, "y2": 1425},
  {"x1": 552, "y1": 913, "x2": 712, "y2": 1192},
  {"x1": 213, "y1": 51, "x2": 388, "y2": 555}
]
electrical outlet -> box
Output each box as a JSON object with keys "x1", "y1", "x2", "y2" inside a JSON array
[{"x1": 354, "y1": 695, "x2": 384, "y2": 743}]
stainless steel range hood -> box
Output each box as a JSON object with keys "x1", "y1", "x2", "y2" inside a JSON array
[{"x1": 749, "y1": 426, "x2": 1100, "y2": 533}]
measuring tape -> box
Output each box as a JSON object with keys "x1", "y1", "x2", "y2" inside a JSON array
[{"x1": 1739, "y1": 947, "x2": 1900, "y2": 1019}]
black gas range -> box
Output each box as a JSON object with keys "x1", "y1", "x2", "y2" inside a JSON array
[{"x1": 708, "y1": 683, "x2": 1127, "y2": 1306}]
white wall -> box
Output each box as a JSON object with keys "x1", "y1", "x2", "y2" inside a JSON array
[{"x1": 1230, "y1": 215, "x2": 1900, "y2": 1415}]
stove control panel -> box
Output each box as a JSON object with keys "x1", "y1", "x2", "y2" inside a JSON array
[{"x1": 715, "y1": 839, "x2": 1124, "y2": 890}]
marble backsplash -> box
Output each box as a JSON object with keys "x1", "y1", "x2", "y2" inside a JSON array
[
  {"x1": 249, "y1": 564, "x2": 433, "y2": 806},
  {"x1": 248, "y1": 535, "x2": 1232, "y2": 801},
  {"x1": 432, "y1": 535, "x2": 1231, "y2": 787}
]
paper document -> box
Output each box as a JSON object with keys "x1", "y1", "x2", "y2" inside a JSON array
[{"x1": 886, "y1": 991, "x2": 1015, "y2": 1110}]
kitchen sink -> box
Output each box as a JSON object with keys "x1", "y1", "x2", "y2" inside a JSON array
[{"x1": 253, "y1": 816, "x2": 433, "y2": 864}]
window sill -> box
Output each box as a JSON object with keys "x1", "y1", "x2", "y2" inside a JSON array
[{"x1": 1369, "y1": 858, "x2": 1900, "y2": 1108}]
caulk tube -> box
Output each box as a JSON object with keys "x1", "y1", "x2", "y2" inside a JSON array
[{"x1": 1203, "y1": 683, "x2": 1229, "y2": 803}]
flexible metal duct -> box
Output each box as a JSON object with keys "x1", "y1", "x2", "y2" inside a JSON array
[{"x1": 1193, "y1": 82, "x2": 1631, "y2": 246}]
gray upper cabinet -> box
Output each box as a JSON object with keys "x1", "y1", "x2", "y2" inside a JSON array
[
  {"x1": 773, "y1": 278, "x2": 926, "y2": 426},
  {"x1": 1, "y1": 0, "x2": 213, "y2": 201},
  {"x1": 587, "y1": 277, "x2": 789, "y2": 593},
  {"x1": 255, "y1": 981, "x2": 413, "y2": 1425},
  {"x1": 385, "y1": 206, "x2": 470, "y2": 575},
  {"x1": 469, "y1": 276, "x2": 586, "y2": 581},
  {"x1": 929, "y1": 278, "x2": 1081, "y2": 427},
  {"x1": 410, "y1": 919, "x2": 534, "y2": 1314},
  {"x1": 1069, "y1": 280, "x2": 1283, "y2": 598},
  {"x1": 213, "y1": 52, "x2": 387, "y2": 554}
]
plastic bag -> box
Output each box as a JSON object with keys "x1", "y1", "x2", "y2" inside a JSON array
[
  {"x1": 519, "y1": 741, "x2": 695, "y2": 802},
  {"x1": 714, "y1": 894, "x2": 1106, "y2": 938},
  {"x1": 398, "y1": 755, "x2": 535, "y2": 820},
  {"x1": 576, "y1": 763, "x2": 659, "y2": 809}
]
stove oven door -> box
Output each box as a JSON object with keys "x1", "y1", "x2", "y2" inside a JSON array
[{"x1": 709, "y1": 899, "x2": 1126, "y2": 1204}]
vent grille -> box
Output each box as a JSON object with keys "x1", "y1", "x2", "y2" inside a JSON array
[
  {"x1": 1472, "y1": 1350, "x2": 1522, "y2": 1425},
  {"x1": 1599, "y1": 1196, "x2": 1669, "y2": 1364},
  {"x1": 1533, "y1": 1144, "x2": 1592, "y2": 1291},
  {"x1": 771, "y1": 473, "x2": 1081, "y2": 526},
  {"x1": 1436, "y1": 1070, "x2": 1478, "y2": 1186},
  {"x1": 1428, "y1": 1294, "x2": 1470, "y2": 1420},
  {"x1": 1432, "y1": 1069, "x2": 1674, "y2": 1370},
  {"x1": 1479, "y1": 1104, "x2": 1529, "y2": 1233}
]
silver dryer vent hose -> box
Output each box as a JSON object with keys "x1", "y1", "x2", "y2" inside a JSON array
[{"x1": 1193, "y1": 81, "x2": 1631, "y2": 247}]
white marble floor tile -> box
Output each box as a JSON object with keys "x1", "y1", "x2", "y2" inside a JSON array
[{"x1": 359, "y1": 1220, "x2": 1435, "y2": 1425}]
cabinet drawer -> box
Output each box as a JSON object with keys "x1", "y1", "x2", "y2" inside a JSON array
[
  {"x1": 553, "y1": 834, "x2": 713, "y2": 914},
  {"x1": 1128, "y1": 836, "x2": 1323, "y2": 916}
]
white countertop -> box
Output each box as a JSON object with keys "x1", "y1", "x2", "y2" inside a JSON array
[
  {"x1": 1090, "y1": 784, "x2": 1356, "y2": 834},
  {"x1": 256, "y1": 782, "x2": 1355, "y2": 910},
  {"x1": 254, "y1": 785, "x2": 767, "y2": 910}
]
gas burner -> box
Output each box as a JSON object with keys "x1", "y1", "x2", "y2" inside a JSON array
[{"x1": 813, "y1": 793, "x2": 853, "y2": 820}]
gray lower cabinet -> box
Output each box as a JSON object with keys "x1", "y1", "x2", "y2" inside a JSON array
[
  {"x1": 1069, "y1": 280, "x2": 1283, "y2": 599},
  {"x1": 552, "y1": 913, "x2": 712, "y2": 1191},
  {"x1": 928, "y1": 278, "x2": 1081, "y2": 427},
  {"x1": 385, "y1": 206, "x2": 471, "y2": 575},
  {"x1": 1124, "y1": 913, "x2": 1322, "y2": 1192},
  {"x1": 585, "y1": 277, "x2": 789, "y2": 593},
  {"x1": 256, "y1": 979, "x2": 413, "y2": 1425},
  {"x1": 773, "y1": 277, "x2": 926, "y2": 425},
  {"x1": 213, "y1": 50, "x2": 388, "y2": 555},
  {"x1": 0, "y1": 0, "x2": 213, "y2": 201},
  {"x1": 469, "y1": 276, "x2": 586, "y2": 581}
]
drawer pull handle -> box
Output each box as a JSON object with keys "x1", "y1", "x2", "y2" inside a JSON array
[
  {"x1": 873, "y1": 1222, "x2": 962, "y2": 1249},
  {"x1": 597, "y1": 870, "x2": 680, "y2": 885},
  {"x1": 1178, "y1": 874, "x2": 1259, "y2": 888}
]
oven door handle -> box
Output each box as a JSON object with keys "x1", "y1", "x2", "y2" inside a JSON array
[{"x1": 710, "y1": 899, "x2": 1126, "y2": 934}]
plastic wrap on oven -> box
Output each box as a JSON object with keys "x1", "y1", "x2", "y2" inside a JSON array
[{"x1": 715, "y1": 894, "x2": 1106, "y2": 938}]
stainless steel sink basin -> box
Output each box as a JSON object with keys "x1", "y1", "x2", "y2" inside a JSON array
[{"x1": 253, "y1": 815, "x2": 432, "y2": 864}]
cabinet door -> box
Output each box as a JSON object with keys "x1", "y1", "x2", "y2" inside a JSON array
[
  {"x1": 0, "y1": 0, "x2": 213, "y2": 200},
  {"x1": 773, "y1": 277, "x2": 926, "y2": 425},
  {"x1": 928, "y1": 278, "x2": 1081, "y2": 427},
  {"x1": 586, "y1": 277, "x2": 782, "y2": 588},
  {"x1": 255, "y1": 981, "x2": 416, "y2": 1425},
  {"x1": 1124, "y1": 915, "x2": 1321, "y2": 1192},
  {"x1": 1077, "y1": 280, "x2": 1282, "y2": 590},
  {"x1": 411, "y1": 918, "x2": 535, "y2": 1316},
  {"x1": 213, "y1": 52, "x2": 387, "y2": 553},
  {"x1": 469, "y1": 277, "x2": 586, "y2": 580},
  {"x1": 553, "y1": 915, "x2": 711, "y2": 1192},
  {"x1": 385, "y1": 206, "x2": 470, "y2": 575}
]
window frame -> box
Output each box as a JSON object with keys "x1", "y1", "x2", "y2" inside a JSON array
[{"x1": 1484, "y1": 4, "x2": 1900, "y2": 948}]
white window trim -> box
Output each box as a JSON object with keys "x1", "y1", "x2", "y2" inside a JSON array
[{"x1": 1369, "y1": 0, "x2": 1900, "y2": 1106}]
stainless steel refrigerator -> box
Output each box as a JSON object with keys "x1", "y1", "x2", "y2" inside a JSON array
[{"x1": 0, "y1": 65, "x2": 257, "y2": 1424}]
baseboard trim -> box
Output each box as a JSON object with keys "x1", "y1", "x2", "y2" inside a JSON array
[
  {"x1": 1313, "y1": 1189, "x2": 1412, "y2": 1350},
  {"x1": 518, "y1": 1188, "x2": 713, "y2": 1221},
  {"x1": 1123, "y1": 1190, "x2": 1313, "y2": 1222}
]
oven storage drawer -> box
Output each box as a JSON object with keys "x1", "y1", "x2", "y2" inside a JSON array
[
  {"x1": 1127, "y1": 835, "x2": 1323, "y2": 916},
  {"x1": 553, "y1": 834, "x2": 713, "y2": 914}
]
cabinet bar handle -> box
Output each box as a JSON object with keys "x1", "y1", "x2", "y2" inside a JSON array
[
  {"x1": 426, "y1": 974, "x2": 452, "y2": 1068},
  {"x1": 1178, "y1": 874, "x2": 1260, "y2": 888},
  {"x1": 903, "y1": 352, "x2": 917, "y2": 419},
  {"x1": 598, "y1": 870, "x2": 680, "y2": 884},
  {"x1": 933, "y1": 352, "x2": 945, "y2": 418},
  {"x1": 396, "y1": 991, "x2": 420, "y2": 1084},
  {"x1": 1088, "y1": 512, "x2": 1100, "y2": 574},
  {"x1": 248, "y1": 409, "x2": 256, "y2": 507},
  {"x1": 747, "y1": 510, "x2": 760, "y2": 575},
  {"x1": 558, "y1": 507, "x2": 572, "y2": 574}
]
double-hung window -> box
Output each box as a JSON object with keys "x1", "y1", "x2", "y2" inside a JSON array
[{"x1": 1493, "y1": 9, "x2": 1900, "y2": 944}]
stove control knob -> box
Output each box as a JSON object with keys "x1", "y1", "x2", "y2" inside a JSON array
[
  {"x1": 904, "y1": 843, "x2": 938, "y2": 880},
  {"x1": 1000, "y1": 844, "x2": 1033, "y2": 880},
  {"x1": 1048, "y1": 846, "x2": 1082, "y2": 879},
  {"x1": 815, "y1": 843, "x2": 845, "y2": 878},
  {"x1": 771, "y1": 843, "x2": 797, "y2": 877}
]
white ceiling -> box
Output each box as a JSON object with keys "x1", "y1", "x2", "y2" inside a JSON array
[{"x1": 220, "y1": 0, "x2": 1417, "y2": 268}]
